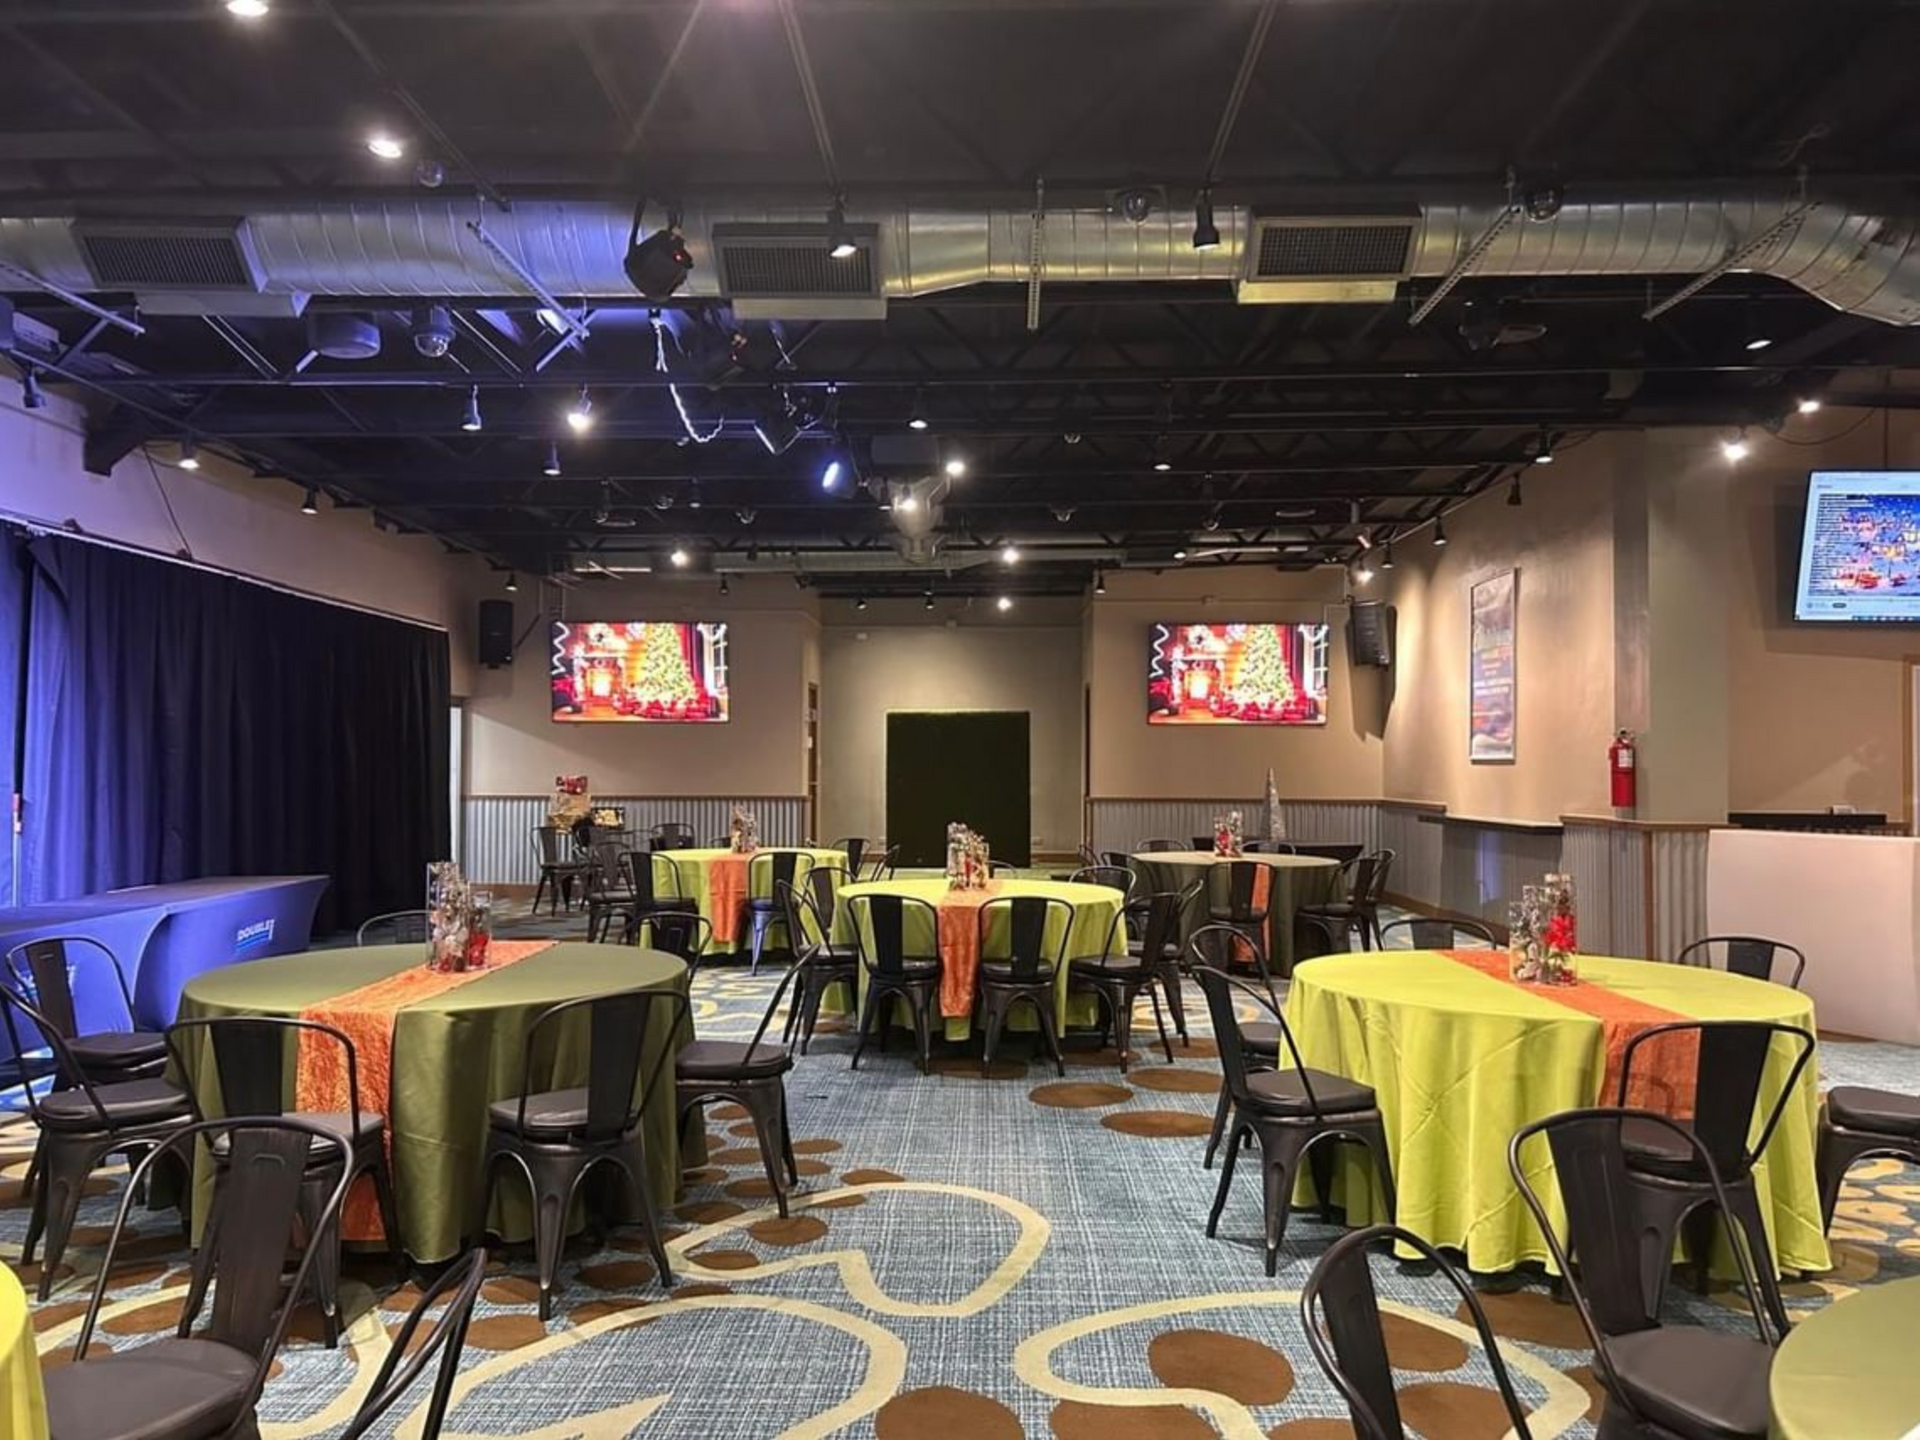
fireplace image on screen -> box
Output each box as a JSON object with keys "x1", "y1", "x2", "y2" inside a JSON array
[
  {"x1": 550, "y1": 620, "x2": 730, "y2": 722},
  {"x1": 1147, "y1": 621, "x2": 1329, "y2": 725}
]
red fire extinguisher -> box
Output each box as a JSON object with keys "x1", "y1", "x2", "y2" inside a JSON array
[{"x1": 1609, "y1": 730, "x2": 1637, "y2": 810}]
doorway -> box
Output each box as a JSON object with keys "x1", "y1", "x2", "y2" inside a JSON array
[{"x1": 886, "y1": 711, "x2": 1031, "y2": 866}]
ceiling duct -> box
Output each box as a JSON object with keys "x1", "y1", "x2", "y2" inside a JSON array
[
  {"x1": 711, "y1": 221, "x2": 883, "y2": 321},
  {"x1": 0, "y1": 196, "x2": 1916, "y2": 325}
]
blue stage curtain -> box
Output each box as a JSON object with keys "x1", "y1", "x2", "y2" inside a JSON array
[
  {"x1": 16, "y1": 533, "x2": 449, "y2": 931},
  {"x1": 0, "y1": 530, "x2": 27, "y2": 909}
]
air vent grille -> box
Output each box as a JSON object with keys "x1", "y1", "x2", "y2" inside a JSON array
[
  {"x1": 1252, "y1": 221, "x2": 1414, "y2": 279},
  {"x1": 72, "y1": 220, "x2": 262, "y2": 290},
  {"x1": 712, "y1": 223, "x2": 881, "y2": 298}
]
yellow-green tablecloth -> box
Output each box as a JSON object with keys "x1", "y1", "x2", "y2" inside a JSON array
[
  {"x1": 1131, "y1": 851, "x2": 1340, "y2": 973},
  {"x1": 655, "y1": 847, "x2": 846, "y2": 953},
  {"x1": 1, "y1": 1262, "x2": 48, "y2": 1440},
  {"x1": 175, "y1": 942, "x2": 692, "y2": 1264},
  {"x1": 831, "y1": 878, "x2": 1125, "y2": 1041},
  {"x1": 1284, "y1": 950, "x2": 1830, "y2": 1277},
  {"x1": 1770, "y1": 1275, "x2": 1920, "y2": 1438}
]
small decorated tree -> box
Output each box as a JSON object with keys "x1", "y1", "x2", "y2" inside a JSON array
[
  {"x1": 629, "y1": 623, "x2": 699, "y2": 709},
  {"x1": 1229, "y1": 625, "x2": 1296, "y2": 718}
]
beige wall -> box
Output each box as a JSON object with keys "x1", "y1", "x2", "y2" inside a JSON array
[
  {"x1": 818, "y1": 598, "x2": 1083, "y2": 852},
  {"x1": 463, "y1": 575, "x2": 816, "y2": 798},
  {"x1": 1088, "y1": 568, "x2": 1385, "y2": 800}
]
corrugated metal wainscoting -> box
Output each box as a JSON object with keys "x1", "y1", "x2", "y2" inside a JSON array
[
  {"x1": 1086, "y1": 799, "x2": 1380, "y2": 858},
  {"x1": 1558, "y1": 818, "x2": 1713, "y2": 960},
  {"x1": 462, "y1": 796, "x2": 808, "y2": 885}
]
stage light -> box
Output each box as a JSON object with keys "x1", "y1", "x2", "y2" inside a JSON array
[
  {"x1": 827, "y1": 201, "x2": 857, "y2": 260},
  {"x1": 566, "y1": 387, "x2": 594, "y2": 433},
  {"x1": 1533, "y1": 428, "x2": 1555, "y2": 464},
  {"x1": 300, "y1": 488, "x2": 319, "y2": 515},
  {"x1": 1353, "y1": 560, "x2": 1375, "y2": 586},
  {"x1": 1172, "y1": 547, "x2": 1188, "y2": 561},
  {"x1": 1094, "y1": 571, "x2": 1107, "y2": 595},
  {"x1": 996, "y1": 595, "x2": 1013, "y2": 612},
  {"x1": 1744, "y1": 335, "x2": 1772, "y2": 353},
  {"x1": 1191, "y1": 190, "x2": 1220, "y2": 251},
  {"x1": 460, "y1": 385, "x2": 483, "y2": 433},
  {"x1": 1001, "y1": 544, "x2": 1021, "y2": 565},
  {"x1": 924, "y1": 591, "x2": 935, "y2": 611},
  {"x1": 178, "y1": 439, "x2": 200, "y2": 471},
  {"x1": 226, "y1": 0, "x2": 269, "y2": 16},
  {"x1": 855, "y1": 596, "x2": 868, "y2": 611},
  {"x1": 543, "y1": 441, "x2": 562, "y2": 477},
  {"x1": 908, "y1": 391, "x2": 929, "y2": 431},
  {"x1": 687, "y1": 481, "x2": 701, "y2": 510},
  {"x1": 719, "y1": 575, "x2": 731, "y2": 597},
  {"x1": 1796, "y1": 396, "x2": 1823, "y2": 415},
  {"x1": 1432, "y1": 517, "x2": 1448, "y2": 547},
  {"x1": 21, "y1": 368, "x2": 45, "y2": 410},
  {"x1": 1722, "y1": 429, "x2": 1751, "y2": 462},
  {"x1": 1381, "y1": 543, "x2": 1395, "y2": 570},
  {"x1": 944, "y1": 457, "x2": 967, "y2": 479},
  {"x1": 366, "y1": 132, "x2": 406, "y2": 161},
  {"x1": 1507, "y1": 473, "x2": 1523, "y2": 506},
  {"x1": 1153, "y1": 458, "x2": 1172, "y2": 473},
  {"x1": 669, "y1": 545, "x2": 691, "y2": 568},
  {"x1": 821, "y1": 460, "x2": 844, "y2": 491},
  {"x1": 505, "y1": 572, "x2": 518, "y2": 593},
  {"x1": 623, "y1": 214, "x2": 694, "y2": 300}
]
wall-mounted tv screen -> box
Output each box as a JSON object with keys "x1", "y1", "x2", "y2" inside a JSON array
[
  {"x1": 1796, "y1": 471, "x2": 1920, "y2": 622},
  {"x1": 1148, "y1": 622, "x2": 1329, "y2": 725},
  {"x1": 550, "y1": 621, "x2": 730, "y2": 722}
]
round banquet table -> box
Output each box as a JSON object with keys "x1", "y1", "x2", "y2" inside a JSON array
[
  {"x1": 1769, "y1": 1275, "x2": 1920, "y2": 1438},
  {"x1": 654, "y1": 846, "x2": 846, "y2": 953},
  {"x1": 1284, "y1": 950, "x2": 1830, "y2": 1277},
  {"x1": 831, "y1": 878, "x2": 1126, "y2": 1041},
  {"x1": 1, "y1": 1262, "x2": 49, "y2": 1440},
  {"x1": 1131, "y1": 850, "x2": 1340, "y2": 973},
  {"x1": 175, "y1": 941, "x2": 693, "y2": 1264}
]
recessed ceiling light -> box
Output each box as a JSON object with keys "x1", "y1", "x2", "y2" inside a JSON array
[
  {"x1": 996, "y1": 595, "x2": 1013, "y2": 612},
  {"x1": 1744, "y1": 335, "x2": 1773, "y2": 352},
  {"x1": 226, "y1": 0, "x2": 269, "y2": 16},
  {"x1": 1001, "y1": 544, "x2": 1020, "y2": 565},
  {"x1": 1172, "y1": 547, "x2": 1189, "y2": 561},
  {"x1": 669, "y1": 546, "x2": 691, "y2": 567},
  {"x1": 1152, "y1": 459, "x2": 1172, "y2": 473},
  {"x1": 366, "y1": 132, "x2": 406, "y2": 161},
  {"x1": 944, "y1": 457, "x2": 967, "y2": 479}
]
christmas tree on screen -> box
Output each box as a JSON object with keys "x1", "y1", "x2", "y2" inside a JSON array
[
  {"x1": 1230, "y1": 625, "x2": 1295, "y2": 716},
  {"x1": 630, "y1": 624, "x2": 698, "y2": 706}
]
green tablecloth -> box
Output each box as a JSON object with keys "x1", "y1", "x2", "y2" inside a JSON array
[
  {"x1": 1, "y1": 1264, "x2": 48, "y2": 1440},
  {"x1": 175, "y1": 941, "x2": 692, "y2": 1264},
  {"x1": 1284, "y1": 950, "x2": 1830, "y2": 1278},
  {"x1": 655, "y1": 847, "x2": 846, "y2": 953},
  {"x1": 1770, "y1": 1275, "x2": 1920, "y2": 1438},
  {"x1": 831, "y1": 878, "x2": 1124, "y2": 1041},
  {"x1": 1131, "y1": 851, "x2": 1340, "y2": 972}
]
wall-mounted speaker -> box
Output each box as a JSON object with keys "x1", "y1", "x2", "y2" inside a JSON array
[
  {"x1": 1349, "y1": 600, "x2": 1394, "y2": 667},
  {"x1": 478, "y1": 598, "x2": 514, "y2": 668}
]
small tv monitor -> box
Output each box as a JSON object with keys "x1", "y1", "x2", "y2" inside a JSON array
[
  {"x1": 550, "y1": 621, "x2": 730, "y2": 722},
  {"x1": 1147, "y1": 621, "x2": 1330, "y2": 725},
  {"x1": 1795, "y1": 471, "x2": 1920, "y2": 622}
]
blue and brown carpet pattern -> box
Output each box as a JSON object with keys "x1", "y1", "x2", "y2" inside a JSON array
[{"x1": 4, "y1": 906, "x2": 1918, "y2": 1438}]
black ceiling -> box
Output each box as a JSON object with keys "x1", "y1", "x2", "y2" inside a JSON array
[{"x1": 4, "y1": 0, "x2": 1920, "y2": 595}]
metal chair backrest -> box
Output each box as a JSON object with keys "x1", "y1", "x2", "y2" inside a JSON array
[
  {"x1": 988, "y1": 859, "x2": 1019, "y2": 877},
  {"x1": 1360, "y1": 849, "x2": 1395, "y2": 904},
  {"x1": 1188, "y1": 921, "x2": 1278, "y2": 1004},
  {"x1": 0, "y1": 985, "x2": 126, "y2": 1126},
  {"x1": 532, "y1": 825, "x2": 574, "y2": 866},
  {"x1": 749, "y1": 849, "x2": 808, "y2": 899},
  {"x1": 1295, "y1": 842, "x2": 1364, "y2": 865},
  {"x1": 1190, "y1": 836, "x2": 1215, "y2": 852},
  {"x1": 830, "y1": 837, "x2": 868, "y2": 876},
  {"x1": 980, "y1": 895, "x2": 1071, "y2": 983},
  {"x1": 1070, "y1": 865, "x2": 1134, "y2": 896},
  {"x1": 341, "y1": 1247, "x2": 487, "y2": 1440},
  {"x1": 1507, "y1": 1108, "x2": 1780, "y2": 1372},
  {"x1": 1140, "y1": 838, "x2": 1182, "y2": 853},
  {"x1": 1303, "y1": 1223, "x2": 1535, "y2": 1440},
  {"x1": 644, "y1": 911, "x2": 713, "y2": 969},
  {"x1": 621, "y1": 850, "x2": 672, "y2": 906},
  {"x1": 845, "y1": 892, "x2": 941, "y2": 977},
  {"x1": 1677, "y1": 934, "x2": 1807, "y2": 989},
  {"x1": 356, "y1": 910, "x2": 430, "y2": 947},
  {"x1": 1192, "y1": 966, "x2": 1327, "y2": 1120},
  {"x1": 73, "y1": 1116, "x2": 353, "y2": 1390},
  {"x1": 807, "y1": 865, "x2": 850, "y2": 933},
  {"x1": 1216, "y1": 860, "x2": 1271, "y2": 922},
  {"x1": 1136, "y1": 889, "x2": 1185, "y2": 967},
  {"x1": 649, "y1": 821, "x2": 697, "y2": 851},
  {"x1": 165, "y1": 1016, "x2": 365, "y2": 1137},
  {"x1": 508, "y1": 987, "x2": 688, "y2": 1143},
  {"x1": 1616, "y1": 1019, "x2": 1816, "y2": 1176},
  {"x1": 1078, "y1": 845, "x2": 1103, "y2": 869},
  {"x1": 6, "y1": 936, "x2": 136, "y2": 1041},
  {"x1": 1377, "y1": 917, "x2": 1497, "y2": 949},
  {"x1": 777, "y1": 880, "x2": 822, "y2": 960},
  {"x1": 1335, "y1": 853, "x2": 1380, "y2": 905},
  {"x1": 860, "y1": 845, "x2": 900, "y2": 882}
]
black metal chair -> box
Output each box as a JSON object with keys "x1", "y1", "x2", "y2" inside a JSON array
[
  {"x1": 482, "y1": 985, "x2": 688, "y2": 1319},
  {"x1": 676, "y1": 964, "x2": 803, "y2": 1217},
  {"x1": 1302, "y1": 1223, "x2": 1535, "y2": 1440},
  {"x1": 1070, "y1": 904, "x2": 1175, "y2": 1072},
  {"x1": 1377, "y1": 916, "x2": 1499, "y2": 949},
  {"x1": 1243, "y1": 839, "x2": 1297, "y2": 855},
  {"x1": 1189, "y1": 923, "x2": 1291, "y2": 1169},
  {"x1": 165, "y1": 1015, "x2": 404, "y2": 1348},
  {"x1": 830, "y1": 836, "x2": 869, "y2": 876},
  {"x1": 746, "y1": 850, "x2": 812, "y2": 972},
  {"x1": 987, "y1": 859, "x2": 1020, "y2": 878},
  {"x1": 616, "y1": 849, "x2": 701, "y2": 942},
  {"x1": 779, "y1": 879, "x2": 855, "y2": 1055},
  {"x1": 1204, "y1": 860, "x2": 1274, "y2": 967},
  {"x1": 1677, "y1": 934, "x2": 1807, "y2": 990},
  {"x1": 1509, "y1": 1108, "x2": 1781, "y2": 1439},
  {"x1": 42, "y1": 1116, "x2": 355, "y2": 1440},
  {"x1": 1297, "y1": 849, "x2": 1395, "y2": 951},
  {"x1": 583, "y1": 839, "x2": 639, "y2": 943},
  {"x1": 356, "y1": 910, "x2": 430, "y2": 946},
  {"x1": 531, "y1": 825, "x2": 590, "y2": 914},
  {"x1": 649, "y1": 821, "x2": 698, "y2": 851},
  {"x1": 860, "y1": 844, "x2": 900, "y2": 882},
  {"x1": 976, "y1": 895, "x2": 1069, "y2": 1077},
  {"x1": 5, "y1": 935, "x2": 167, "y2": 1081},
  {"x1": 341, "y1": 1246, "x2": 487, "y2": 1440},
  {"x1": 846, "y1": 892, "x2": 943, "y2": 1073},
  {"x1": 1193, "y1": 965, "x2": 1396, "y2": 1275},
  {"x1": 1139, "y1": 838, "x2": 1182, "y2": 853},
  {"x1": 1, "y1": 982, "x2": 193, "y2": 1298},
  {"x1": 1817, "y1": 1086, "x2": 1920, "y2": 1231},
  {"x1": 639, "y1": 909, "x2": 715, "y2": 970},
  {"x1": 1296, "y1": 911, "x2": 1354, "y2": 963},
  {"x1": 1190, "y1": 835, "x2": 1217, "y2": 852},
  {"x1": 1612, "y1": 1019, "x2": 1815, "y2": 1338},
  {"x1": 1294, "y1": 842, "x2": 1365, "y2": 865},
  {"x1": 1069, "y1": 864, "x2": 1135, "y2": 896},
  {"x1": 1130, "y1": 885, "x2": 1198, "y2": 1046}
]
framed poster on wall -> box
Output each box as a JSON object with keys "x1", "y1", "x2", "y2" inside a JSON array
[{"x1": 1469, "y1": 569, "x2": 1517, "y2": 762}]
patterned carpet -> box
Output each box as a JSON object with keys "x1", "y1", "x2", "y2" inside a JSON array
[{"x1": 5, "y1": 905, "x2": 1919, "y2": 1439}]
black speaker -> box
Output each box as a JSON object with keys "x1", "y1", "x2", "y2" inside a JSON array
[
  {"x1": 478, "y1": 599, "x2": 514, "y2": 668},
  {"x1": 1349, "y1": 600, "x2": 1394, "y2": 667}
]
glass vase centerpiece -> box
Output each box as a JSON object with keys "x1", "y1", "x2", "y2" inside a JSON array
[
  {"x1": 1213, "y1": 810, "x2": 1244, "y2": 857},
  {"x1": 426, "y1": 861, "x2": 474, "y2": 974},
  {"x1": 946, "y1": 823, "x2": 990, "y2": 890},
  {"x1": 1508, "y1": 874, "x2": 1579, "y2": 985},
  {"x1": 729, "y1": 806, "x2": 759, "y2": 854}
]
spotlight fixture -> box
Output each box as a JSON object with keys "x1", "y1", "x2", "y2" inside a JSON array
[
  {"x1": 566, "y1": 387, "x2": 594, "y2": 433},
  {"x1": 1381, "y1": 542, "x2": 1395, "y2": 571},
  {"x1": 687, "y1": 480, "x2": 702, "y2": 510},
  {"x1": 1001, "y1": 544, "x2": 1021, "y2": 565},
  {"x1": 996, "y1": 595, "x2": 1014, "y2": 612},
  {"x1": 1533, "y1": 428, "x2": 1555, "y2": 464},
  {"x1": 543, "y1": 441, "x2": 562, "y2": 477},
  {"x1": 923, "y1": 591, "x2": 936, "y2": 611},
  {"x1": 1191, "y1": 190, "x2": 1221, "y2": 251},
  {"x1": 1507, "y1": 473, "x2": 1524, "y2": 507},
  {"x1": 1796, "y1": 396, "x2": 1823, "y2": 415},
  {"x1": 1432, "y1": 516, "x2": 1448, "y2": 547},
  {"x1": 21, "y1": 368, "x2": 45, "y2": 410},
  {"x1": 908, "y1": 390, "x2": 929, "y2": 431},
  {"x1": 821, "y1": 459, "x2": 844, "y2": 492},
  {"x1": 505, "y1": 572, "x2": 518, "y2": 593},
  {"x1": 623, "y1": 209, "x2": 694, "y2": 299},
  {"x1": 1152, "y1": 457, "x2": 1172, "y2": 473},
  {"x1": 1722, "y1": 429, "x2": 1751, "y2": 462},
  {"x1": 300, "y1": 488, "x2": 319, "y2": 516},
  {"x1": 1744, "y1": 334, "x2": 1773, "y2": 353},
  {"x1": 226, "y1": 0, "x2": 269, "y2": 17},
  {"x1": 1353, "y1": 560, "x2": 1375, "y2": 586},
  {"x1": 826, "y1": 200, "x2": 858, "y2": 260},
  {"x1": 719, "y1": 575, "x2": 731, "y2": 597},
  {"x1": 1172, "y1": 547, "x2": 1189, "y2": 561},
  {"x1": 669, "y1": 545, "x2": 691, "y2": 568},
  {"x1": 1093, "y1": 570, "x2": 1107, "y2": 596},
  {"x1": 944, "y1": 457, "x2": 967, "y2": 480},
  {"x1": 366, "y1": 131, "x2": 406, "y2": 161},
  {"x1": 895, "y1": 492, "x2": 920, "y2": 514},
  {"x1": 855, "y1": 595, "x2": 868, "y2": 612},
  {"x1": 178, "y1": 439, "x2": 200, "y2": 471},
  {"x1": 410, "y1": 305, "x2": 455, "y2": 358},
  {"x1": 460, "y1": 385, "x2": 483, "y2": 433}
]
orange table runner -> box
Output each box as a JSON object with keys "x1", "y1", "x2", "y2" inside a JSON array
[
  {"x1": 708, "y1": 855, "x2": 750, "y2": 944},
  {"x1": 936, "y1": 885, "x2": 1001, "y2": 1018},
  {"x1": 295, "y1": 940, "x2": 555, "y2": 1240},
  {"x1": 1441, "y1": 950, "x2": 1699, "y2": 1116}
]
